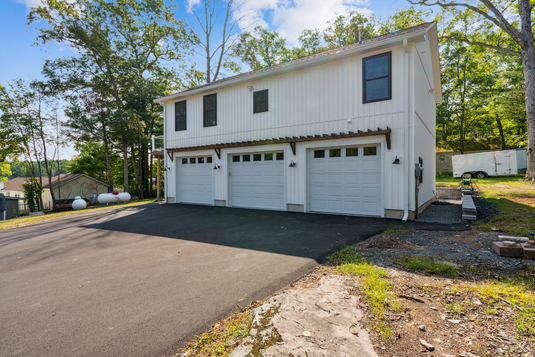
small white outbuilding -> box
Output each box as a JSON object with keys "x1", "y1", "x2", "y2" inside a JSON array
[{"x1": 155, "y1": 22, "x2": 442, "y2": 220}]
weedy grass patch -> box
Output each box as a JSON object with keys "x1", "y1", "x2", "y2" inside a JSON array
[
  {"x1": 383, "y1": 228, "x2": 414, "y2": 235},
  {"x1": 182, "y1": 310, "x2": 251, "y2": 357},
  {"x1": 397, "y1": 256, "x2": 459, "y2": 277},
  {"x1": 327, "y1": 246, "x2": 402, "y2": 340},
  {"x1": 468, "y1": 273, "x2": 535, "y2": 337}
]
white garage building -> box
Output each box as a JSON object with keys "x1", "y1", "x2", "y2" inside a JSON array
[{"x1": 155, "y1": 22, "x2": 442, "y2": 220}]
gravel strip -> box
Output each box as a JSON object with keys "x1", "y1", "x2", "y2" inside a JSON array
[
  {"x1": 357, "y1": 230, "x2": 534, "y2": 275},
  {"x1": 472, "y1": 194, "x2": 499, "y2": 222}
]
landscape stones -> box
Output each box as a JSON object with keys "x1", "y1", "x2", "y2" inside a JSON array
[
  {"x1": 492, "y1": 241, "x2": 524, "y2": 258},
  {"x1": 420, "y1": 339, "x2": 435, "y2": 351},
  {"x1": 418, "y1": 325, "x2": 425, "y2": 331},
  {"x1": 448, "y1": 319, "x2": 461, "y2": 324}
]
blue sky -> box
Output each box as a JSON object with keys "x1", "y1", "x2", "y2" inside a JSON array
[{"x1": 0, "y1": 0, "x2": 425, "y2": 158}]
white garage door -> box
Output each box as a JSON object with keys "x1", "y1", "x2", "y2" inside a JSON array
[
  {"x1": 177, "y1": 156, "x2": 213, "y2": 205},
  {"x1": 230, "y1": 152, "x2": 285, "y2": 210},
  {"x1": 308, "y1": 146, "x2": 382, "y2": 216}
]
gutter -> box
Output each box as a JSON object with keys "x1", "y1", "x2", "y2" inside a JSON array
[
  {"x1": 161, "y1": 104, "x2": 168, "y2": 205},
  {"x1": 402, "y1": 39, "x2": 410, "y2": 223}
]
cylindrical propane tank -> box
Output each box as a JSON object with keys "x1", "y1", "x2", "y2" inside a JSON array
[
  {"x1": 97, "y1": 191, "x2": 132, "y2": 204},
  {"x1": 72, "y1": 196, "x2": 87, "y2": 210}
]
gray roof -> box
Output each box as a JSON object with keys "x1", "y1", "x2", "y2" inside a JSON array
[{"x1": 171, "y1": 22, "x2": 433, "y2": 96}]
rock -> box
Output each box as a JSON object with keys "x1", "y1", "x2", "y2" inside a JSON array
[
  {"x1": 418, "y1": 325, "x2": 425, "y2": 331},
  {"x1": 442, "y1": 355, "x2": 455, "y2": 357},
  {"x1": 303, "y1": 331, "x2": 311, "y2": 337},
  {"x1": 448, "y1": 319, "x2": 461, "y2": 324},
  {"x1": 471, "y1": 298, "x2": 482, "y2": 305},
  {"x1": 430, "y1": 306, "x2": 437, "y2": 310},
  {"x1": 420, "y1": 339, "x2": 434, "y2": 351},
  {"x1": 455, "y1": 329, "x2": 463, "y2": 336},
  {"x1": 349, "y1": 324, "x2": 359, "y2": 336},
  {"x1": 459, "y1": 353, "x2": 480, "y2": 357},
  {"x1": 496, "y1": 332, "x2": 512, "y2": 343}
]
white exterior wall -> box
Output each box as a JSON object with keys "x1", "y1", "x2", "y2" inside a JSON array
[
  {"x1": 161, "y1": 36, "x2": 438, "y2": 218},
  {"x1": 412, "y1": 40, "x2": 437, "y2": 209}
]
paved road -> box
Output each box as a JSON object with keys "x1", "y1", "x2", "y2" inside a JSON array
[{"x1": 0, "y1": 204, "x2": 468, "y2": 357}]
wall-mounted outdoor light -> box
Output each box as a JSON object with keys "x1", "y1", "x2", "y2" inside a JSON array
[
  {"x1": 392, "y1": 156, "x2": 400, "y2": 165},
  {"x1": 164, "y1": 166, "x2": 172, "y2": 171},
  {"x1": 247, "y1": 85, "x2": 253, "y2": 92},
  {"x1": 213, "y1": 164, "x2": 221, "y2": 170},
  {"x1": 289, "y1": 161, "x2": 297, "y2": 168}
]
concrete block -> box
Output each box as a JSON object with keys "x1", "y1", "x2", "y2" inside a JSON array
[
  {"x1": 462, "y1": 214, "x2": 476, "y2": 221},
  {"x1": 462, "y1": 195, "x2": 477, "y2": 213},
  {"x1": 214, "y1": 200, "x2": 226, "y2": 207},
  {"x1": 521, "y1": 242, "x2": 535, "y2": 260},
  {"x1": 286, "y1": 204, "x2": 304, "y2": 212},
  {"x1": 492, "y1": 241, "x2": 524, "y2": 258},
  {"x1": 498, "y1": 235, "x2": 529, "y2": 242},
  {"x1": 435, "y1": 187, "x2": 462, "y2": 200}
]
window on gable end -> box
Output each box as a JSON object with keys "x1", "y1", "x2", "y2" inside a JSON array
[
  {"x1": 203, "y1": 93, "x2": 217, "y2": 127},
  {"x1": 175, "y1": 100, "x2": 186, "y2": 131},
  {"x1": 253, "y1": 89, "x2": 268, "y2": 114},
  {"x1": 363, "y1": 52, "x2": 392, "y2": 103}
]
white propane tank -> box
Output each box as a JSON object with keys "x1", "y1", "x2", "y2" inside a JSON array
[
  {"x1": 98, "y1": 191, "x2": 132, "y2": 204},
  {"x1": 72, "y1": 196, "x2": 87, "y2": 210}
]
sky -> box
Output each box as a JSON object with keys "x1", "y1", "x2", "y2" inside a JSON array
[{"x1": 0, "y1": 0, "x2": 422, "y2": 159}]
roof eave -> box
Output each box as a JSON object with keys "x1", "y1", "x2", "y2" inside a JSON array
[{"x1": 155, "y1": 28, "x2": 430, "y2": 104}]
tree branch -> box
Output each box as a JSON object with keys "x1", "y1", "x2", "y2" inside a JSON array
[{"x1": 441, "y1": 35, "x2": 521, "y2": 57}]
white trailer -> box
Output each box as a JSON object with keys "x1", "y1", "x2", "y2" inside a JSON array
[{"x1": 452, "y1": 149, "x2": 527, "y2": 178}]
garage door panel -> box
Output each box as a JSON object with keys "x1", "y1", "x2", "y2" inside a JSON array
[
  {"x1": 309, "y1": 146, "x2": 381, "y2": 216},
  {"x1": 178, "y1": 158, "x2": 213, "y2": 205},
  {"x1": 231, "y1": 153, "x2": 285, "y2": 210}
]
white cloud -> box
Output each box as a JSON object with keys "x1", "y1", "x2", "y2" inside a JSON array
[
  {"x1": 14, "y1": 0, "x2": 44, "y2": 9},
  {"x1": 232, "y1": 0, "x2": 372, "y2": 46}
]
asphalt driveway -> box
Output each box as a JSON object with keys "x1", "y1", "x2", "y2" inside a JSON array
[{"x1": 0, "y1": 203, "x2": 468, "y2": 357}]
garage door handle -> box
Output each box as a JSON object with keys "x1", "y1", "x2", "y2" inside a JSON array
[{"x1": 229, "y1": 172, "x2": 231, "y2": 176}]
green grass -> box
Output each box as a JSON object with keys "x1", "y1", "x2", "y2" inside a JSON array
[
  {"x1": 468, "y1": 273, "x2": 535, "y2": 336},
  {"x1": 383, "y1": 228, "x2": 413, "y2": 235},
  {"x1": 436, "y1": 175, "x2": 535, "y2": 234},
  {"x1": 327, "y1": 247, "x2": 402, "y2": 339},
  {"x1": 446, "y1": 302, "x2": 465, "y2": 313},
  {"x1": 182, "y1": 310, "x2": 251, "y2": 356},
  {"x1": 0, "y1": 199, "x2": 156, "y2": 231},
  {"x1": 397, "y1": 256, "x2": 459, "y2": 276}
]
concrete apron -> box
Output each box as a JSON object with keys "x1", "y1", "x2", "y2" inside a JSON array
[{"x1": 230, "y1": 275, "x2": 379, "y2": 357}]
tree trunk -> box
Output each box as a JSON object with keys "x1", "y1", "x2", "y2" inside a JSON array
[
  {"x1": 123, "y1": 139, "x2": 129, "y2": 192},
  {"x1": 102, "y1": 121, "x2": 114, "y2": 192},
  {"x1": 495, "y1": 114, "x2": 507, "y2": 150},
  {"x1": 149, "y1": 151, "x2": 153, "y2": 197},
  {"x1": 131, "y1": 146, "x2": 139, "y2": 193},
  {"x1": 520, "y1": 17, "x2": 535, "y2": 180},
  {"x1": 139, "y1": 146, "x2": 144, "y2": 200}
]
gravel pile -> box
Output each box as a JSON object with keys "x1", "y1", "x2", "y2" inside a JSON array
[
  {"x1": 472, "y1": 194, "x2": 499, "y2": 222},
  {"x1": 357, "y1": 230, "x2": 534, "y2": 275}
]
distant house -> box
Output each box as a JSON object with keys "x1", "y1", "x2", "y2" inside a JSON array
[{"x1": 1, "y1": 174, "x2": 109, "y2": 209}]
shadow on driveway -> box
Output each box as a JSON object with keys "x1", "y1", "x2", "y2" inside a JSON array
[{"x1": 83, "y1": 204, "x2": 469, "y2": 263}]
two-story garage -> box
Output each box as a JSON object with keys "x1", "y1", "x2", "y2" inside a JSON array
[{"x1": 155, "y1": 22, "x2": 442, "y2": 220}]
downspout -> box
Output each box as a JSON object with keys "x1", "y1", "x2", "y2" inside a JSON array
[
  {"x1": 161, "y1": 103, "x2": 168, "y2": 204},
  {"x1": 402, "y1": 39, "x2": 410, "y2": 222}
]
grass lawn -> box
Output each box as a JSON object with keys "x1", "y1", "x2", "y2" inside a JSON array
[
  {"x1": 0, "y1": 198, "x2": 156, "y2": 231},
  {"x1": 436, "y1": 175, "x2": 534, "y2": 234}
]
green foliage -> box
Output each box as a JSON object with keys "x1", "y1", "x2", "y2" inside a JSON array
[
  {"x1": 22, "y1": 179, "x2": 44, "y2": 212},
  {"x1": 397, "y1": 256, "x2": 459, "y2": 276},
  {"x1": 0, "y1": 162, "x2": 11, "y2": 183},
  {"x1": 322, "y1": 12, "x2": 376, "y2": 49},
  {"x1": 375, "y1": 7, "x2": 432, "y2": 35},
  {"x1": 67, "y1": 142, "x2": 120, "y2": 183},
  {"x1": 232, "y1": 26, "x2": 291, "y2": 70},
  {"x1": 9, "y1": 160, "x2": 68, "y2": 179}
]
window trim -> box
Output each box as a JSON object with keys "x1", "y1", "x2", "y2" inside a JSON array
[
  {"x1": 203, "y1": 93, "x2": 217, "y2": 127},
  {"x1": 253, "y1": 89, "x2": 268, "y2": 114},
  {"x1": 362, "y1": 51, "x2": 392, "y2": 104},
  {"x1": 175, "y1": 100, "x2": 187, "y2": 131}
]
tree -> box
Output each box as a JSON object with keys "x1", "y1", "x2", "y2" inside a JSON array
[
  {"x1": 323, "y1": 12, "x2": 376, "y2": 48},
  {"x1": 29, "y1": 0, "x2": 191, "y2": 192},
  {"x1": 186, "y1": 0, "x2": 244, "y2": 83},
  {"x1": 232, "y1": 26, "x2": 291, "y2": 70},
  {"x1": 376, "y1": 6, "x2": 432, "y2": 35},
  {"x1": 409, "y1": 0, "x2": 535, "y2": 180}
]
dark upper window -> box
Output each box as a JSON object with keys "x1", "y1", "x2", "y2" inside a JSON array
[
  {"x1": 175, "y1": 101, "x2": 186, "y2": 131},
  {"x1": 203, "y1": 94, "x2": 217, "y2": 127},
  {"x1": 253, "y1": 89, "x2": 268, "y2": 114},
  {"x1": 363, "y1": 52, "x2": 392, "y2": 103}
]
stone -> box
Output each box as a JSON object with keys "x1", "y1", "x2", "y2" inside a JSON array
[
  {"x1": 521, "y1": 243, "x2": 535, "y2": 260},
  {"x1": 448, "y1": 319, "x2": 461, "y2": 324},
  {"x1": 420, "y1": 339, "x2": 434, "y2": 351},
  {"x1": 492, "y1": 241, "x2": 524, "y2": 258},
  {"x1": 455, "y1": 329, "x2": 463, "y2": 336},
  {"x1": 430, "y1": 306, "x2": 437, "y2": 310},
  {"x1": 459, "y1": 353, "x2": 480, "y2": 357},
  {"x1": 418, "y1": 325, "x2": 425, "y2": 331},
  {"x1": 498, "y1": 235, "x2": 529, "y2": 242},
  {"x1": 462, "y1": 214, "x2": 477, "y2": 221},
  {"x1": 472, "y1": 298, "x2": 482, "y2": 305}
]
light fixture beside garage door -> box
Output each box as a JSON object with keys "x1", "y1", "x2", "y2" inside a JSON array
[{"x1": 289, "y1": 161, "x2": 297, "y2": 168}]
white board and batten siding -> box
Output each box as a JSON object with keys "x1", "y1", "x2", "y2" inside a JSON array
[{"x1": 161, "y1": 24, "x2": 441, "y2": 219}]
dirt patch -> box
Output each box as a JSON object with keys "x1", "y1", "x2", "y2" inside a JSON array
[{"x1": 354, "y1": 235, "x2": 425, "y2": 250}]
